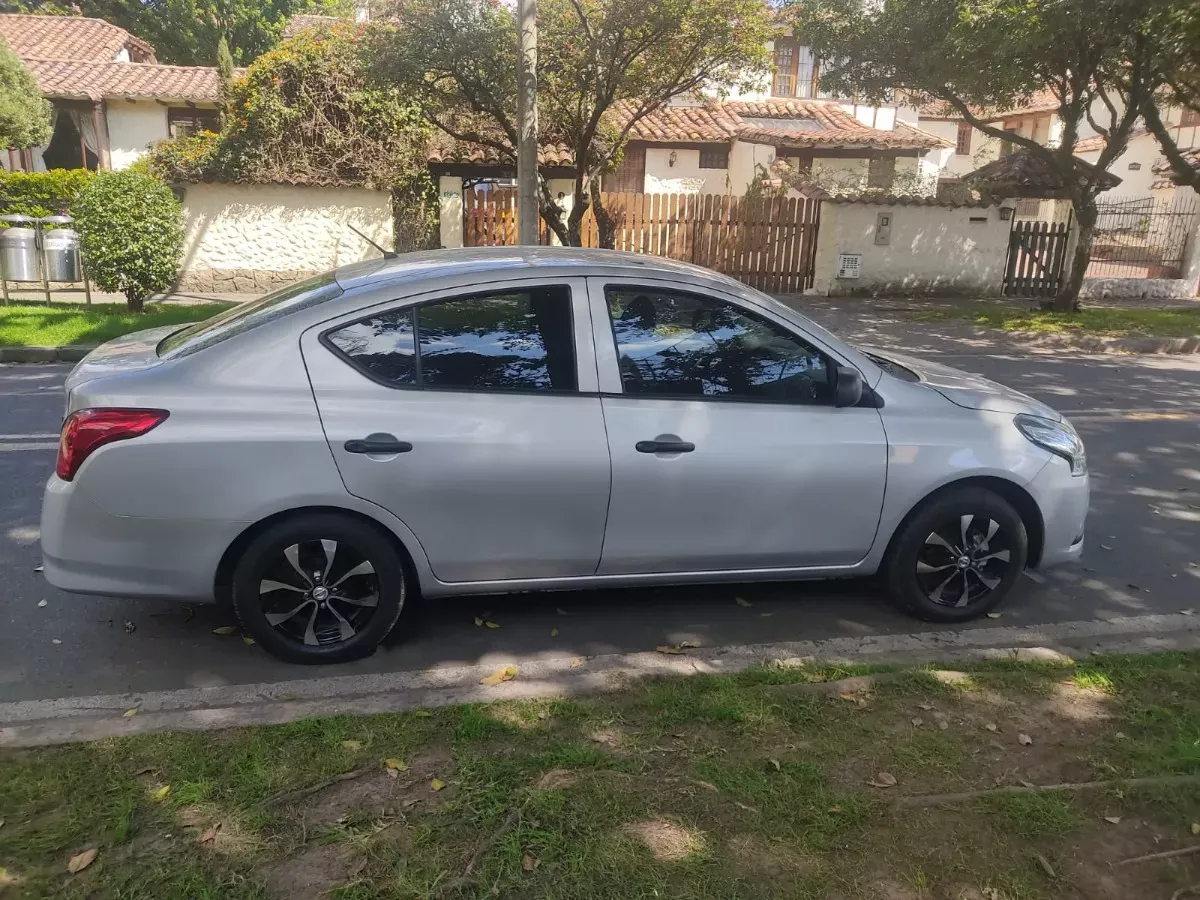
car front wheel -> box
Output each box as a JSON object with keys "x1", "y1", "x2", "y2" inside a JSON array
[
  {"x1": 884, "y1": 487, "x2": 1028, "y2": 623},
  {"x1": 231, "y1": 513, "x2": 406, "y2": 664}
]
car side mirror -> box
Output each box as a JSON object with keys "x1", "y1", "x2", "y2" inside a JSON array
[{"x1": 835, "y1": 366, "x2": 864, "y2": 408}]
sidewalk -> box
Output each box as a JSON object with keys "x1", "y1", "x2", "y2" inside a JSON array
[
  {"x1": 2, "y1": 288, "x2": 260, "y2": 306},
  {"x1": 782, "y1": 295, "x2": 1200, "y2": 355}
]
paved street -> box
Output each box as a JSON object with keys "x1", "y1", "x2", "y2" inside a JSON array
[{"x1": 2, "y1": 350, "x2": 1200, "y2": 705}]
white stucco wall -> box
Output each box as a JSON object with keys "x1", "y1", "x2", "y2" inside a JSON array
[
  {"x1": 106, "y1": 102, "x2": 169, "y2": 170},
  {"x1": 644, "y1": 147, "x2": 732, "y2": 195},
  {"x1": 727, "y1": 141, "x2": 777, "y2": 196},
  {"x1": 438, "y1": 175, "x2": 463, "y2": 249},
  {"x1": 811, "y1": 199, "x2": 1015, "y2": 296},
  {"x1": 178, "y1": 183, "x2": 394, "y2": 290},
  {"x1": 1076, "y1": 132, "x2": 1162, "y2": 198}
]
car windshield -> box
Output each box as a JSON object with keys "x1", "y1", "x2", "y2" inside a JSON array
[{"x1": 157, "y1": 272, "x2": 343, "y2": 359}]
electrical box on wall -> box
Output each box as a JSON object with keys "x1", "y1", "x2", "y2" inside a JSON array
[
  {"x1": 837, "y1": 253, "x2": 861, "y2": 279},
  {"x1": 874, "y1": 212, "x2": 892, "y2": 245}
]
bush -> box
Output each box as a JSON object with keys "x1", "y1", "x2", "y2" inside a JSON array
[
  {"x1": 75, "y1": 170, "x2": 184, "y2": 312},
  {"x1": 0, "y1": 169, "x2": 94, "y2": 219}
]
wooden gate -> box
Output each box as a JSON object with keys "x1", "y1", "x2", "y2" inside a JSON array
[
  {"x1": 1002, "y1": 220, "x2": 1072, "y2": 297},
  {"x1": 462, "y1": 189, "x2": 821, "y2": 293}
]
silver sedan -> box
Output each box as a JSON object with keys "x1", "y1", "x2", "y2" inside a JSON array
[{"x1": 41, "y1": 249, "x2": 1089, "y2": 664}]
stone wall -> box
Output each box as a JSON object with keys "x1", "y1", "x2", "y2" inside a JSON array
[{"x1": 176, "y1": 182, "x2": 394, "y2": 293}]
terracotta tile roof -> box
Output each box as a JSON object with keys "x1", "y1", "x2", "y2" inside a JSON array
[
  {"x1": 1151, "y1": 147, "x2": 1200, "y2": 189},
  {"x1": 618, "y1": 103, "x2": 741, "y2": 142},
  {"x1": 915, "y1": 90, "x2": 1060, "y2": 123},
  {"x1": 828, "y1": 193, "x2": 993, "y2": 208},
  {"x1": 24, "y1": 57, "x2": 221, "y2": 103},
  {"x1": 966, "y1": 149, "x2": 1121, "y2": 194},
  {"x1": 427, "y1": 135, "x2": 574, "y2": 167},
  {"x1": 282, "y1": 14, "x2": 343, "y2": 38},
  {"x1": 723, "y1": 99, "x2": 859, "y2": 130},
  {"x1": 0, "y1": 13, "x2": 154, "y2": 63},
  {"x1": 1075, "y1": 127, "x2": 1150, "y2": 154},
  {"x1": 894, "y1": 122, "x2": 954, "y2": 149}
]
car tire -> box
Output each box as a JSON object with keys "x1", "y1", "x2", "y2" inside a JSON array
[
  {"x1": 231, "y1": 513, "x2": 406, "y2": 665},
  {"x1": 884, "y1": 487, "x2": 1028, "y2": 623}
]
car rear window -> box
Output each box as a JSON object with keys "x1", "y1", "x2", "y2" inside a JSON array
[{"x1": 157, "y1": 272, "x2": 343, "y2": 359}]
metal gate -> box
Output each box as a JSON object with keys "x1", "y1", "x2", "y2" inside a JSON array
[{"x1": 1002, "y1": 219, "x2": 1072, "y2": 297}]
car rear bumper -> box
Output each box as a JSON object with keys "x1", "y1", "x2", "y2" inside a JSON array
[
  {"x1": 41, "y1": 475, "x2": 244, "y2": 602},
  {"x1": 1027, "y1": 458, "x2": 1090, "y2": 569}
]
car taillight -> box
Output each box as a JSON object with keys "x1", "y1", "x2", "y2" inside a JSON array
[{"x1": 56, "y1": 408, "x2": 169, "y2": 481}]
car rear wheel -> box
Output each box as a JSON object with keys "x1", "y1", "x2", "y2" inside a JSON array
[
  {"x1": 884, "y1": 487, "x2": 1028, "y2": 623},
  {"x1": 231, "y1": 513, "x2": 406, "y2": 664}
]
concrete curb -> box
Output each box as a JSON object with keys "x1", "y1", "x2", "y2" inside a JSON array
[
  {"x1": 3, "y1": 613, "x2": 1199, "y2": 748},
  {"x1": 1006, "y1": 332, "x2": 1200, "y2": 355},
  {"x1": 0, "y1": 345, "x2": 91, "y2": 363}
]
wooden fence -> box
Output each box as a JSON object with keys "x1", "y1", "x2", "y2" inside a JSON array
[
  {"x1": 463, "y1": 189, "x2": 821, "y2": 293},
  {"x1": 1002, "y1": 220, "x2": 1072, "y2": 298}
]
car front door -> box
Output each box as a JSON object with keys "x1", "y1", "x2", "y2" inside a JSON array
[
  {"x1": 301, "y1": 278, "x2": 611, "y2": 583},
  {"x1": 589, "y1": 278, "x2": 888, "y2": 575}
]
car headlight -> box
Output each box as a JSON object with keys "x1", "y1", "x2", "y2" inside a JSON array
[{"x1": 1014, "y1": 414, "x2": 1087, "y2": 476}]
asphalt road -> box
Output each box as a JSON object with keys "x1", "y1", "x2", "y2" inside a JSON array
[{"x1": 2, "y1": 351, "x2": 1199, "y2": 704}]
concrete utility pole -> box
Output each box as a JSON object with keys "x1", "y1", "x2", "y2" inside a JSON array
[{"x1": 516, "y1": 0, "x2": 539, "y2": 245}]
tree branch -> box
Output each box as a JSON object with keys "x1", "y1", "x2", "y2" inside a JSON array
[{"x1": 1141, "y1": 96, "x2": 1200, "y2": 192}]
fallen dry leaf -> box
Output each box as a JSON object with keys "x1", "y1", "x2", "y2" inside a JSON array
[
  {"x1": 917, "y1": 702, "x2": 934, "y2": 711},
  {"x1": 550, "y1": 628, "x2": 559, "y2": 637},
  {"x1": 1191, "y1": 822, "x2": 1200, "y2": 836},
  {"x1": 1182, "y1": 609, "x2": 1196, "y2": 617},
  {"x1": 242, "y1": 635, "x2": 256, "y2": 646},
  {"x1": 1034, "y1": 853, "x2": 1056, "y2": 878},
  {"x1": 413, "y1": 709, "x2": 432, "y2": 717},
  {"x1": 985, "y1": 612, "x2": 1002, "y2": 619},
  {"x1": 911, "y1": 717, "x2": 924, "y2": 727},
  {"x1": 768, "y1": 758, "x2": 781, "y2": 771},
  {"x1": 556, "y1": 607, "x2": 570, "y2": 616},
  {"x1": 937, "y1": 720, "x2": 949, "y2": 730},
  {"x1": 867, "y1": 772, "x2": 898, "y2": 789},
  {"x1": 430, "y1": 778, "x2": 446, "y2": 792},
  {"x1": 51, "y1": 639, "x2": 62, "y2": 645},
  {"x1": 485, "y1": 620, "x2": 500, "y2": 629},
  {"x1": 1100, "y1": 544, "x2": 1114, "y2": 551},
  {"x1": 1104, "y1": 816, "x2": 1122, "y2": 825},
  {"x1": 656, "y1": 645, "x2": 684, "y2": 655},
  {"x1": 735, "y1": 596, "x2": 752, "y2": 607},
  {"x1": 1018, "y1": 733, "x2": 1033, "y2": 746},
  {"x1": 473, "y1": 616, "x2": 483, "y2": 626},
  {"x1": 522, "y1": 852, "x2": 539, "y2": 872},
  {"x1": 480, "y1": 665, "x2": 517, "y2": 686},
  {"x1": 759, "y1": 612, "x2": 775, "y2": 617},
  {"x1": 123, "y1": 620, "x2": 136, "y2": 634},
  {"x1": 985, "y1": 723, "x2": 999, "y2": 733},
  {"x1": 152, "y1": 785, "x2": 170, "y2": 802},
  {"x1": 37, "y1": 599, "x2": 47, "y2": 608},
  {"x1": 679, "y1": 640, "x2": 701, "y2": 649},
  {"x1": 341, "y1": 740, "x2": 363, "y2": 751},
  {"x1": 123, "y1": 708, "x2": 138, "y2": 718},
  {"x1": 67, "y1": 848, "x2": 97, "y2": 874},
  {"x1": 1019, "y1": 779, "x2": 1036, "y2": 789},
  {"x1": 200, "y1": 824, "x2": 221, "y2": 844},
  {"x1": 570, "y1": 658, "x2": 583, "y2": 668},
  {"x1": 212, "y1": 626, "x2": 236, "y2": 635},
  {"x1": 385, "y1": 758, "x2": 407, "y2": 772}
]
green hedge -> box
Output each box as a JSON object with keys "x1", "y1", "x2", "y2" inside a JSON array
[{"x1": 0, "y1": 169, "x2": 94, "y2": 219}]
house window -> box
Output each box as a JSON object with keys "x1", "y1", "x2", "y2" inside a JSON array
[
  {"x1": 1181, "y1": 107, "x2": 1200, "y2": 128},
  {"x1": 168, "y1": 108, "x2": 220, "y2": 138},
  {"x1": 606, "y1": 143, "x2": 646, "y2": 193},
  {"x1": 867, "y1": 156, "x2": 896, "y2": 189},
  {"x1": 699, "y1": 147, "x2": 729, "y2": 169},
  {"x1": 772, "y1": 41, "x2": 796, "y2": 98},
  {"x1": 956, "y1": 121, "x2": 973, "y2": 155}
]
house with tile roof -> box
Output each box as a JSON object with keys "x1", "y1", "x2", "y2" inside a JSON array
[{"x1": 0, "y1": 13, "x2": 221, "y2": 173}]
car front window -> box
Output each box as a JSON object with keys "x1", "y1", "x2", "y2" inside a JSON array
[{"x1": 157, "y1": 272, "x2": 343, "y2": 359}]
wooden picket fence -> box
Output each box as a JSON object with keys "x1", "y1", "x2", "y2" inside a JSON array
[{"x1": 462, "y1": 189, "x2": 821, "y2": 293}]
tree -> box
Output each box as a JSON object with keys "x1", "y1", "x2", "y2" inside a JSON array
[
  {"x1": 25, "y1": 0, "x2": 351, "y2": 66},
  {"x1": 216, "y1": 34, "x2": 235, "y2": 128},
  {"x1": 368, "y1": 0, "x2": 773, "y2": 247},
  {"x1": 788, "y1": 0, "x2": 1156, "y2": 311},
  {"x1": 0, "y1": 36, "x2": 52, "y2": 150},
  {"x1": 75, "y1": 169, "x2": 184, "y2": 312},
  {"x1": 1136, "y1": 0, "x2": 1200, "y2": 194}
]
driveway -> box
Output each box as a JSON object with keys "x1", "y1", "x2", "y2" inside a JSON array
[{"x1": 2, "y1": 350, "x2": 1199, "y2": 707}]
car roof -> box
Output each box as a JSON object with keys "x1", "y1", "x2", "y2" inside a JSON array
[{"x1": 334, "y1": 246, "x2": 748, "y2": 293}]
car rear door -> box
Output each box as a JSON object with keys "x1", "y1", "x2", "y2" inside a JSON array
[
  {"x1": 588, "y1": 277, "x2": 888, "y2": 575},
  {"x1": 301, "y1": 277, "x2": 611, "y2": 583}
]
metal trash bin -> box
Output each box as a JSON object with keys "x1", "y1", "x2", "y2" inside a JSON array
[
  {"x1": 39, "y1": 215, "x2": 82, "y2": 283},
  {"x1": 0, "y1": 214, "x2": 40, "y2": 282}
]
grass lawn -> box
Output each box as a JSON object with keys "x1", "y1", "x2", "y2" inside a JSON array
[
  {"x1": 0, "y1": 301, "x2": 234, "y2": 348},
  {"x1": 908, "y1": 303, "x2": 1200, "y2": 338},
  {"x1": 4, "y1": 652, "x2": 1200, "y2": 899}
]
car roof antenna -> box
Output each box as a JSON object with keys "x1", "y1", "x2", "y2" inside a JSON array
[{"x1": 347, "y1": 224, "x2": 398, "y2": 259}]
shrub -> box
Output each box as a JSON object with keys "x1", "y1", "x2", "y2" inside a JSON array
[
  {"x1": 0, "y1": 169, "x2": 94, "y2": 219},
  {"x1": 75, "y1": 170, "x2": 184, "y2": 312},
  {"x1": 0, "y1": 37, "x2": 52, "y2": 149}
]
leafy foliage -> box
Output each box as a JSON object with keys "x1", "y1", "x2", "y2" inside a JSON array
[
  {"x1": 75, "y1": 170, "x2": 184, "y2": 311},
  {"x1": 368, "y1": 0, "x2": 774, "y2": 246},
  {"x1": 0, "y1": 169, "x2": 93, "y2": 218},
  {"x1": 0, "y1": 36, "x2": 52, "y2": 149}
]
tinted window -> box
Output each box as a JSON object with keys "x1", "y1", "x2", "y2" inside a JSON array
[
  {"x1": 606, "y1": 287, "x2": 832, "y2": 404},
  {"x1": 326, "y1": 286, "x2": 577, "y2": 393},
  {"x1": 158, "y1": 272, "x2": 341, "y2": 359},
  {"x1": 326, "y1": 308, "x2": 417, "y2": 386}
]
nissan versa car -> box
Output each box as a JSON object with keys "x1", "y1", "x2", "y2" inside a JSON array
[{"x1": 41, "y1": 249, "x2": 1088, "y2": 664}]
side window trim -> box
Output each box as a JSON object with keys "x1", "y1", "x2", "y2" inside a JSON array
[
  {"x1": 592, "y1": 279, "x2": 839, "y2": 406},
  {"x1": 320, "y1": 281, "x2": 590, "y2": 396}
]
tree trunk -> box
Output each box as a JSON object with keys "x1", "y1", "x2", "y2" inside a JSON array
[
  {"x1": 126, "y1": 292, "x2": 145, "y2": 313},
  {"x1": 590, "y1": 180, "x2": 616, "y2": 249},
  {"x1": 564, "y1": 187, "x2": 590, "y2": 247},
  {"x1": 1051, "y1": 199, "x2": 1097, "y2": 313}
]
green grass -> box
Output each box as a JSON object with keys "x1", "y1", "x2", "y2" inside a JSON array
[
  {"x1": 5, "y1": 652, "x2": 1200, "y2": 899},
  {"x1": 908, "y1": 302, "x2": 1200, "y2": 338},
  {"x1": 0, "y1": 301, "x2": 233, "y2": 347}
]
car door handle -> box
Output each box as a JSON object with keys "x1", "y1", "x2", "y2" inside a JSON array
[
  {"x1": 635, "y1": 440, "x2": 695, "y2": 454},
  {"x1": 344, "y1": 438, "x2": 413, "y2": 454}
]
